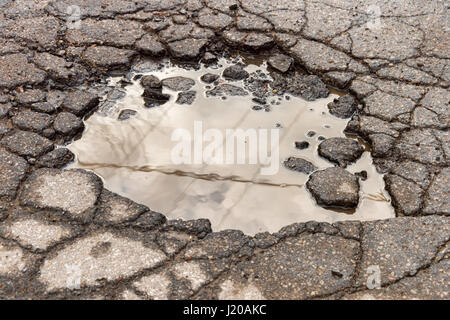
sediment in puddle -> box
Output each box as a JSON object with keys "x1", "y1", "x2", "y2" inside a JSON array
[{"x1": 68, "y1": 57, "x2": 395, "y2": 235}]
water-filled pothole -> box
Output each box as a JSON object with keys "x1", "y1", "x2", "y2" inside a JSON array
[{"x1": 68, "y1": 57, "x2": 394, "y2": 234}]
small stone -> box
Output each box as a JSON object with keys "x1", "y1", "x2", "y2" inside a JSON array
[
  {"x1": 202, "y1": 52, "x2": 217, "y2": 63},
  {"x1": 306, "y1": 167, "x2": 360, "y2": 209},
  {"x1": 252, "y1": 97, "x2": 267, "y2": 105},
  {"x1": 284, "y1": 157, "x2": 317, "y2": 174},
  {"x1": 142, "y1": 89, "x2": 170, "y2": 107},
  {"x1": 206, "y1": 84, "x2": 248, "y2": 97},
  {"x1": 62, "y1": 90, "x2": 99, "y2": 116},
  {"x1": 140, "y1": 75, "x2": 161, "y2": 89},
  {"x1": 324, "y1": 72, "x2": 356, "y2": 88},
  {"x1": 355, "y1": 170, "x2": 368, "y2": 181},
  {"x1": 53, "y1": 112, "x2": 83, "y2": 136},
  {"x1": 327, "y1": 95, "x2": 358, "y2": 119},
  {"x1": 268, "y1": 54, "x2": 293, "y2": 73},
  {"x1": 295, "y1": 141, "x2": 309, "y2": 150},
  {"x1": 222, "y1": 65, "x2": 249, "y2": 81},
  {"x1": 36, "y1": 148, "x2": 74, "y2": 168},
  {"x1": 162, "y1": 76, "x2": 195, "y2": 91},
  {"x1": 118, "y1": 109, "x2": 137, "y2": 121},
  {"x1": 176, "y1": 91, "x2": 196, "y2": 105},
  {"x1": 318, "y1": 138, "x2": 364, "y2": 167},
  {"x1": 299, "y1": 75, "x2": 330, "y2": 101},
  {"x1": 271, "y1": 73, "x2": 329, "y2": 101},
  {"x1": 135, "y1": 34, "x2": 165, "y2": 56},
  {"x1": 200, "y1": 73, "x2": 219, "y2": 84},
  {"x1": 168, "y1": 39, "x2": 207, "y2": 59}
]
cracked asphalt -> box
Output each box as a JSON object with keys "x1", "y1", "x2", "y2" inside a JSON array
[{"x1": 0, "y1": 0, "x2": 448, "y2": 300}]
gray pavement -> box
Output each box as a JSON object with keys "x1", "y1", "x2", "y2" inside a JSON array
[{"x1": 0, "y1": 0, "x2": 448, "y2": 299}]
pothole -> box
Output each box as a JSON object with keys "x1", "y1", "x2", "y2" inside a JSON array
[{"x1": 68, "y1": 56, "x2": 394, "y2": 235}]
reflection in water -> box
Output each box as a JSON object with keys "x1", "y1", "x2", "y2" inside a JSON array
[{"x1": 68, "y1": 58, "x2": 395, "y2": 235}]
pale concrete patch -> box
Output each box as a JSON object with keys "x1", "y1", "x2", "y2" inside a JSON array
[
  {"x1": 20, "y1": 169, "x2": 102, "y2": 217},
  {"x1": 104, "y1": 202, "x2": 133, "y2": 222},
  {"x1": 6, "y1": 218, "x2": 72, "y2": 250},
  {"x1": 172, "y1": 261, "x2": 208, "y2": 291},
  {"x1": 39, "y1": 232, "x2": 166, "y2": 291},
  {"x1": 95, "y1": 190, "x2": 148, "y2": 224},
  {"x1": 0, "y1": 243, "x2": 27, "y2": 276},
  {"x1": 121, "y1": 289, "x2": 142, "y2": 300},
  {"x1": 35, "y1": 171, "x2": 98, "y2": 215},
  {"x1": 134, "y1": 273, "x2": 171, "y2": 299},
  {"x1": 219, "y1": 279, "x2": 265, "y2": 300}
]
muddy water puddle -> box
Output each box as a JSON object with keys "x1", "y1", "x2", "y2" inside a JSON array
[{"x1": 68, "y1": 58, "x2": 394, "y2": 235}]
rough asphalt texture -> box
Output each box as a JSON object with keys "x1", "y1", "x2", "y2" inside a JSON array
[
  {"x1": 306, "y1": 167, "x2": 360, "y2": 209},
  {"x1": 0, "y1": 0, "x2": 448, "y2": 300}
]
